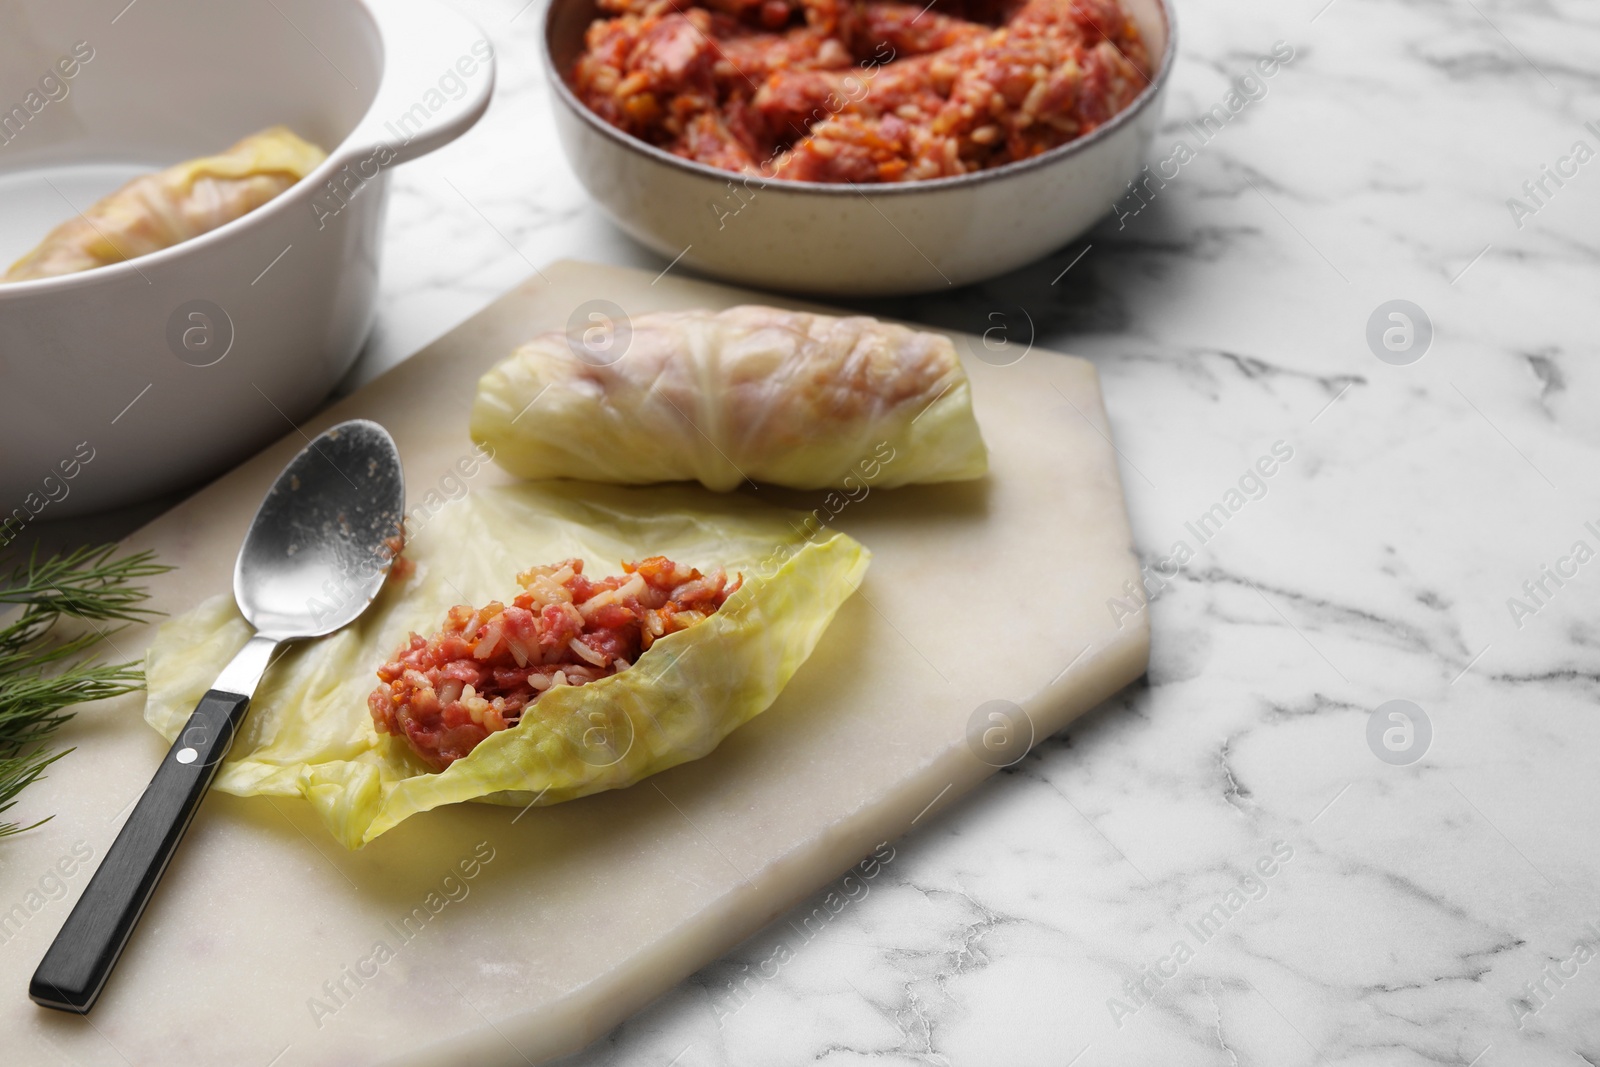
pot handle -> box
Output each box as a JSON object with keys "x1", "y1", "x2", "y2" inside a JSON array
[{"x1": 343, "y1": 0, "x2": 496, "y2": 168}]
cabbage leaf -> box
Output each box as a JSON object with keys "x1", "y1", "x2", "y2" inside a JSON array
[
  {"x1": 143, "y1": 482, "x2": 868, "y2": 848},
  {"x1": 470, "y1": 306, "x2": 988, "y2": 491}
]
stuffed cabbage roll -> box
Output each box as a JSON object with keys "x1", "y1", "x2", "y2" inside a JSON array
[
  {"x1": 143, "y1": 482, "x2": 868, "y2": 848},
  {"x1": 4, "y1": 126, "x2": 325, "y2": 281},
  {"x1": 470, "y1": 305, "x2": 988, "y2": 492}
]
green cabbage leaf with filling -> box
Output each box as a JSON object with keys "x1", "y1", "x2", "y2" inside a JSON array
[
  {"x1": 142, "y1": 483, "x2": 868, "y2": 848},
  {"x1": 470, "y1": 306, "x2": 988, "y2": 491}
]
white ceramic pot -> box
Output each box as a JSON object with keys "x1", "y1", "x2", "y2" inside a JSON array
[
  {"x1": 544, "y1": 0, "x2": 1174, "y2": 297},
  {"x1": 0, "y1": 0, "x2": 493, "y2": 522}
]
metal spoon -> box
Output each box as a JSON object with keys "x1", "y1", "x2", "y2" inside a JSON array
[{"x1": 30, "y1": 419, "x2": 405, "y2": 1014}]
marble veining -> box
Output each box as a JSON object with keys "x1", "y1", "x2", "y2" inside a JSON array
[
  {"x1": 338, "y1": 0, "x2": 1600, "y2": 1062},
  {"x1": 22, "y1": 0, "x2": 1600, "y2": 1061}
]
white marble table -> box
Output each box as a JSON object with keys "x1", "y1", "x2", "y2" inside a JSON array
[{"x1": 42, "y1": 0, "x2": 1600, "y2": 1062}]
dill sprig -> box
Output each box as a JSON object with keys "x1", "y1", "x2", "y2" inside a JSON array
[
  {"x1": 0, "y1": 545, "x2": 170, "y2": 838},
  {"x1": 0, "y1": 544, "x2": 170, "y2": 622}
]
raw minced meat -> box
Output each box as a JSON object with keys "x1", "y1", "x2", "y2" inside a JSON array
[
  {"x1": 571, "y1": 0, "x2": 1149, "y2": 182},
  {"x1": 368, "y1": 556, "x2": 741, "y2": 770}
]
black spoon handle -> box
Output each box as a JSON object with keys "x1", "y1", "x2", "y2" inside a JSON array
[{"x1": 30, "y1": 689, "x2": 252, "y2": 1014}]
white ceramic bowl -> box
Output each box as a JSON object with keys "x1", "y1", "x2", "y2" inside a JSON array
[
  {"x1": 544, "y1": 0, "x2": 1174, "y2": 296},
  {"x1": 0, "y1": 0, "x2": 493, "y2": 521}
]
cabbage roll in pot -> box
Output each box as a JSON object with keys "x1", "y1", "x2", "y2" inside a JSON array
[
  {"x1": 470, "y1": 306, "x2": 989, "y2": 491},
  {"x1": 4, "y1": 126, "x2": 325, "y2": 281}
]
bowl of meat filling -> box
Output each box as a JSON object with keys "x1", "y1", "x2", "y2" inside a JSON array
[{"x1": 544, "y1": 0, "x2": 1174, "y2": 294}]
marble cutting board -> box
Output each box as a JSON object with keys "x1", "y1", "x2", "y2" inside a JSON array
[{"x1": 2, "y1": 260, "x2": 1149, "y2": 1066}]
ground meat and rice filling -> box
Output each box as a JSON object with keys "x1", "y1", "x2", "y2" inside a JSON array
[
  {"x1": 369, "y1": 557, "x2": 741, "y2": 770},
  {"x1": 571, "y1": 0, "x2": 1150, "y2": 183}
]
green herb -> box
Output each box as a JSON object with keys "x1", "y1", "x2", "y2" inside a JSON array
[{"x1": 0, "y1": 545, "x2": 170, "y2": 838}]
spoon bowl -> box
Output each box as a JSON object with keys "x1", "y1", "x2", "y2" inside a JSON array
[{"x1": 235, "y1": 419, "x2": 405, "y2": 640}]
